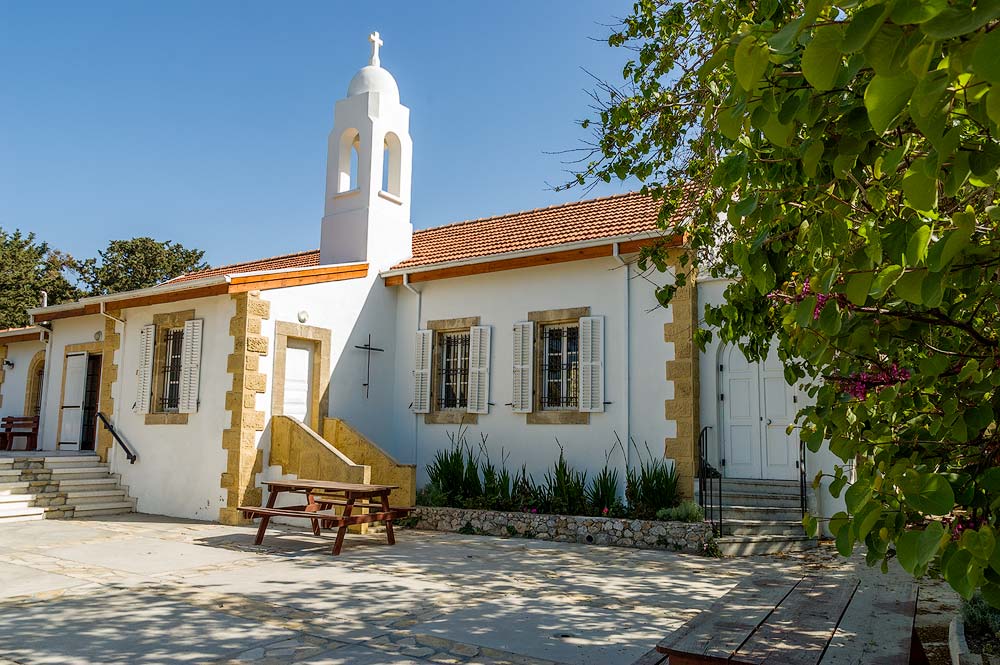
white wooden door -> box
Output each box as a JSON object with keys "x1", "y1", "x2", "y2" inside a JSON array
[
  {"x1": 59, "y1": 352, "x2": 88, "y2": 449},
  {"x1": 283, "y1": 342, "x2": 313, "y2": 426},
  {"x1": 761, "y1": 348, "x2": 799, "y2": 480},
  {"x1": 722, "y1": 345, "x2": 763, "y2": 479},
  {"x1": 720, "y1": 345, "x2": 799, "y2": 480}
]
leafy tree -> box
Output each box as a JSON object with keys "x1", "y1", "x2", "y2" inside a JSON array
[
  {"x1": 0, "y1": 229, "x2": 80, "y2": 328},
  {"x1": 578, "y1": 0, "x2": 1000, "y2": 602},
  {"x1": 76, "y1": 237, "x2": 209, "y2": 296}
]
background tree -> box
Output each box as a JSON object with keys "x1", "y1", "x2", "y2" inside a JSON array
[
  {"x1": 0, "y1": 229, "x2": 80, "y2": 328},
  {"x1": 76, "y1": 237, "x2": 209, "y2": 296},
  {"x1": 577, "y1": 0, "x2": 1000, "y2": 602}
]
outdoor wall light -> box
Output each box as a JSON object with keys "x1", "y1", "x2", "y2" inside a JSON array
[
  {"x1": 2, "y1": 360, "x2": 13, "y2": 369},
  {"x1": 297, "y1": 311, "x2": 309, "y2": 323}
]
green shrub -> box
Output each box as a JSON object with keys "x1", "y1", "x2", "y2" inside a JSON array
[
  {"x1": 511, "y1": 464, "x2": 547, "y2": 513},
  {"x1": 426, "y1": 443, "x2": 467, "y2": 506},
  {"x1": 627, "y1": 453, "x2": 679, "y2": 518},
  {"x1": 587, "y1": 465, "x2": 622, "y2": 516},
  {"x1": 415, "y1": 482, "x2": 448, "y2": 507},
  {"x1": 544, "y1": 445, "x2": 588, "y2": 516},
  {"x1": 963, "y1": 594, "x2": 1000, "y2": 641},
  {"x1": 656, "y1": 500, "x2": 704, "y2": 523},
  {"x1": 479, "y1": 440, "x2": 513, "y2": 511}
]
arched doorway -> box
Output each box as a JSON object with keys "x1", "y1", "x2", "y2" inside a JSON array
[
  {"x1": 24, "y1": 351, "x2": 45, "y2": 417},
  {"x1": 718, "y1": 344, "x2": 799, "y2": 480}
]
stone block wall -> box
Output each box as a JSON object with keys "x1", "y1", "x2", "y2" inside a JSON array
[
  {"x1": 323, "y1": 418, "x2": 416, "y2": 508},
  {"x1": 412, "y1": 506, "x2": 714, "y2": 555}
]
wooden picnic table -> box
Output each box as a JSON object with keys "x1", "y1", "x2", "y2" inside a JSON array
[
  {"x1": 239, "y1": 479, "x2": 413, "y2": 555},
  {"x1": 635, "y1": 575, "x2": 924, "y2": 665}
]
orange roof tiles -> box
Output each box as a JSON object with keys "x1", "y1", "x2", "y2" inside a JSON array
[
  {"x1": 168, "y1": 249, "x2": 321, "y2": 283},
  {"x1": 391, "y1": 190, "x2": 686, "y2": 271},
  {"x1": 167, "y1": 189, "x2": 691, "y2": 284}
]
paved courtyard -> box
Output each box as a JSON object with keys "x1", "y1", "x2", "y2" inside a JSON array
[{"x1": 0, "y1": 514, "x2": 958, "y2": 665}]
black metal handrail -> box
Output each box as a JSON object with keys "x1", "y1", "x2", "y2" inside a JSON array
[
  {"x1": 799, "y1": 438, "x2": 807, "y2": 518},
  {"x1": 697, "y1": 425, "x2": 722, "y2": 536},
  {"x1": 96, "y1": 412, "x2": 137, "y2": 464}
]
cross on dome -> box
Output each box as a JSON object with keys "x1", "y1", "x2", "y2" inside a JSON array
[{"x1": 369, "y1": 31, "x2": 383, "y2": 67}]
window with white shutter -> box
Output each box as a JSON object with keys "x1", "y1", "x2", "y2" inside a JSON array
[
  {"x1": 412, "y1": 329, "x2": 432, "y2": 413},
  {"x1": 178, "y1": 319, "x2": 204, "y2": 414},
  {"x1": 134, "y1": 324, "x2": 155, "y2": 414},
  {"x1": 578, "y1": 315, "x2": 605, "y2": 413},
  {"x1": 466, "y1": 325, "x2": 491, "y2": 414},
  {"x1": 512, "y1": 321, "x2": 534, "y2": 413}
]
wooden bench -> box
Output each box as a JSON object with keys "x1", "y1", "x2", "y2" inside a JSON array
[
  {"x1": 0, "y1": 416, "x2": 39, "y2": 451},
  {"x1": 239, "y1": 479, "x2": 414, "y2": 555},
  {"x1": 635, "y1": 575, "x2": 924, "y2": 665}
]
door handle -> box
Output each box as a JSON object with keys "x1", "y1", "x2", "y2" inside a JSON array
[{"x1": 767, "y1": 418, "x2": 773, "y2": 425}]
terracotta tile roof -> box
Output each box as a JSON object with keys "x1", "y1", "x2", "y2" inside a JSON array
[
  {"x1": 390, "y1": 189, "x2": 690, "y2": 271},
  {"x1": 167, "y1": 189, "x2": 692, "y2": 284},
  {"x1": 168, "y1": 249, "x2": 321, "y2": 283}
]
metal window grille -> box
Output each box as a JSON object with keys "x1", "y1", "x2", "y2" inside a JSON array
[
  {"x1": 160, "y1": 328, "x2": 184, "y2": 412},
  {"x1": 32, "y1": 369, "x2": 44, "y2": 416},
  {"x1": 541, "y1": 324, "x2": 579, "y2": 409},
  {"x1": 438, "y1": 332, "x2": 470, "y2": 409}
]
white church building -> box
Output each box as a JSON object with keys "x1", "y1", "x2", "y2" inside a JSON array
[{"x1": 0, "y1": 34, "x2": 841, "y2": 552}]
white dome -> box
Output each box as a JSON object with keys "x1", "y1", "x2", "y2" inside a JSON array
[{"x1": 347, "y1": 65, "x2": 399, "y2": 104}]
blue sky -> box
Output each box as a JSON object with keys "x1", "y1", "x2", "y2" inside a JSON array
[{"x1": 0, "y1": 1, "x2": 636, "y2": 267}]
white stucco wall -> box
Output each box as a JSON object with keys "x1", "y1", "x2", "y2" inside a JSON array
[
  {"x1": 389, "y1": 256, "x2": 673, "y2": 488},
  {"x1": 0, "y1": 338, "x2": 46, "y2": 422},
  {"x1": 108, "y1": 295, "x2": 235, "y2": 521},
  {"x1": 697, "y1": 278, "x2": 846, "y2": 524},
  {"x1": 256, "y1": 273, "x2": 399, "y2": 488}
]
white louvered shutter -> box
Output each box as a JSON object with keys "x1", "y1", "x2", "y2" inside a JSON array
[
  {"x1": 178, "y1": 318, "x2": 204, "y2": 414},
  {"x1": 467, "y1": 325, "x2": 491, "y2": 414},
  {"x1": 134, "y1": 324, "x2": 156, "y2": 414},
  {"x1": 412, "y1": 329, "x2": 433, "y2": 413},
  {"x1": 579, "y1": 316, "x2": 605, "y2": 413},
  {"x1": 512, "y1": 321, "x2": 534, "y2": 413}
]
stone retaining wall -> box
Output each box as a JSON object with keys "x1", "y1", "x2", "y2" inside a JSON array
[
  {"x1": 8, "y1": 459, "x2": 73, "y2": 518},
  {"x1": 412, "y1": 506, "x2": 714, "y2": 554}
]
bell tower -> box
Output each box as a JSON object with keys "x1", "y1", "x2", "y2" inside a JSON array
[{"x1": 320, "y1": 32, "x2": 413, "y2": 270}]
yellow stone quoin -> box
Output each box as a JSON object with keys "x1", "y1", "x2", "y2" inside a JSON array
[
  {"x1": 662, "y1": 250, "x2": 700, "y2": 499},
  {"x1": 219, "y1": 292, "x2": 270, "y2": 526}
]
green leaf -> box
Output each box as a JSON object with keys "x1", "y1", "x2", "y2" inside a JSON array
[
  {"x1": 972, "y1": 29, "x2": 1000, "y2": 85},
  {"x1": 870, "y1": 264, "x2": 903, "y2": 298},
  {"x1": 801, "y1": 140, "x2": 824, "y2": 177},
  {"x1": 945, "y1": 548, "x2": 978, "y2": 599},
  {"x1": 985, "y1": 88, "x2": 1000, "y2": 127},
  {"x1": 962, "y1": 527, "x2": 996, "y2": 562},
  {"x1": 927, "y1": 218, "x2": 973, "y2": 272},
  {"x1": 845, "y1": 478, "x2": 871, "y2": 513},
  {"x1": 803, "y1": 512, "x2": 819, "y2": 537},
  {"x1": 897, "y1": 521, "x2": 946, "y2": 575},
  {"x1": 902, "y1": 159, "x2": 938, "y2": 211},
  {"x1": 921, "y1": 270, "x2": 945, "y2": 308},
  {"x1": 921, "y1": 0, "x2": 1000, "y2": 39},
  {"x1": 900, "y1": 470, "x2": 956, "y2": 516},
  {"x1": 906, "y1": 224, "x2": 931, "y2": 265},
  {"x1": 836, "y1": 521, "x2": 855, "y2": 556},
  {"x1": 842, "y1": 3, "x2": 891, "y2": 53},
  {"x1": 769, "y1": 17, "x2": 804, "y2": 53},
  {"x1": 735, "y1": 37, "x2": 771, "y2": 91},
  {"x1": 865, "y1": 74, "x2": 917, "y2": 134},
  {"x1": 865, "y1": 24, "x2": 920, "y2": 76},
  {"x1": 846, "y1": 271, "x2": 873, "y2": 306},
  {"x1": 891, "y1": 0, "x2": 948, "y2": 24},
  {"x1": 894, "y1": 270, "x2": 925, "y2": 304},
  {"x1": 802, "y1": 25, "x2": 843, "y2": 91},
  {"x1": 718, "y1": 106, "x2": 744, "y2": 140},
  {"x1": 762, "y1": 114, "x2": 795, "y2": 147}
]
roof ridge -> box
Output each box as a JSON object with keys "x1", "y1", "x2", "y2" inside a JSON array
[{"x1": 413, "y1": 190, "x2": 646, "y2": 235}]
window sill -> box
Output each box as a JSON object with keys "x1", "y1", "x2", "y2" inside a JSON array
[
  {"x1": 527, "y1": 411, "x2": 589, "y2": 425},
  {"x1": 145, "y1": 413, "x2": 189, "y2": 426},
  {"x1": 424, "y1": 411, "x2": 478, "y2": 425},
  {"x1": 378, "y1": 190, "x2": 403, "y2": 205},
  {"x1": 334, "y1": 188, "x2": 361, "y2": 200}
]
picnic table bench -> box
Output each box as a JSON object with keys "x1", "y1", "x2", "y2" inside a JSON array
[
  {"x1": 0, "y1": 416, "x2": 39, "y2": 451},
  {"x1": 634, "y1": 575, "x2": 925, "y2": 665},
  {"x1": 239, "y1": 479, "x2": 414, "y2": 555}
]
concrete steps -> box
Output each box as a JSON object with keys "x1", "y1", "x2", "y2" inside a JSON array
[
  {"x1": 0, "y1": 454, "x2": 134, "y2": 520},
  {"x1": 699, "y1": 478, "x2": 815, "y2": 555}
]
